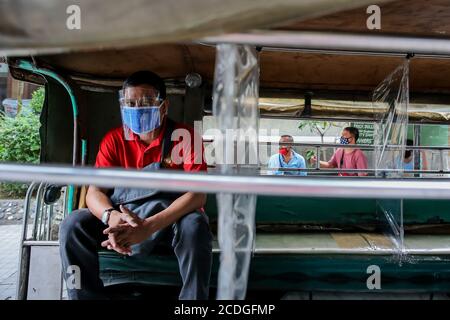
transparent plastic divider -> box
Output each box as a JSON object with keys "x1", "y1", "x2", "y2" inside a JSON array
[
  {"x1": 212, "y1": 44, "x2": 259, "y2": 299},
  {"x1": 373, "y1": 59, "x2": 410, "y2": 257},
  {"x1": 376, "y1": 199, "x2": 404, "y2": 251}
]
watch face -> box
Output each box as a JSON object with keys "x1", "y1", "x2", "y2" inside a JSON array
[{"x1": 102, "y1": 211, "x2": 109, "y2": 224}]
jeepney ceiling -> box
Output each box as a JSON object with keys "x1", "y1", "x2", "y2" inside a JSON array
[
  {"x1": 6, "y1": 0, "x2": 450, "y2": 93},
  {"x1": 276, "y1": 0, "x2": 450, "y2": 38},
  {"x1": 34, "y1": 45, "x2": 450, "y2": 94},
  {"x1": 2, "y1": 0, "x2": 449, "y2": 55},
  {"x1": 0, "y1": 0, "x2": 389, "y2": 56}
]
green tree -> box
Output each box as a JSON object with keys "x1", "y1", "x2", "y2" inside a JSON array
[
  {"x1": 298, "y1": 120, "x2": 338, "y2": 163},
  {"x1": 29, "y1": 87, "x2": 45, "y2": 114},
  {"x1": 298, "y1": 120, "x2": 333, "y2": 144},
  {"x1": 0, "y1": 87, "x2": 43, "y2": 197}
]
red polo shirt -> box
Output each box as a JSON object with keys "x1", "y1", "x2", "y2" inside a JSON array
[{"x1": 95, "y1": 119, "x2": 207, "y2": 172}]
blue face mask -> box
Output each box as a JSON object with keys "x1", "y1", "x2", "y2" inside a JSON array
[
  {"x1": 121, "y1": 106, "x2": 161, "y2": 134},
  {"x1": 339, "y1": 136, "x2": 350, "y2": 145}
]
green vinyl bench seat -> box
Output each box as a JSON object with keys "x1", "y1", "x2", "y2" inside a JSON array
[
  {"x1": 99, "y1": 233, "x2": 450, "y2": 292},
  {"x1": 99, "y1": 195, "x2": 450, "y2": 293}
]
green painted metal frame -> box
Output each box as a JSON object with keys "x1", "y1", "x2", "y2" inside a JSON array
[{"x1": 14, "y1": 59, "x2": 86, "y2": 213}]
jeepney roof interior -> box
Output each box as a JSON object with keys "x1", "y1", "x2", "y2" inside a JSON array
[
  {"x1": 6, "y1": 0, "x2": 450, "y2": 166},
  {"x1": 6, "y1": 0, "x2": 450, "y2": 93}
]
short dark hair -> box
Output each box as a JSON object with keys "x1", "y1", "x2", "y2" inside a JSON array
[
  {"x1": 123, "y1": 70, "x2": 166, "y2": 99},
  {"x1": 343, "y1": 126, "x2": 359, "y2": 142},
  {"x1": 280, "y1": 135, "x2": 294, "y2": 142}
]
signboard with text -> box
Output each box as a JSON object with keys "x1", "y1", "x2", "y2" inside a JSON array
[{"x1": 351, "y1": 122, "x2": 374, "y2": 145}]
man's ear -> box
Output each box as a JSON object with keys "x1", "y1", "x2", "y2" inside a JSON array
[{"x1": 161, "y1": 99, "x2": 169, "y2": 115}]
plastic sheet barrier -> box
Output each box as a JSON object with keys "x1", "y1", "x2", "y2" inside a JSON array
[
  {"x1": 373, "y1": 59, "x2": 410, "y2": 256},
  {"x1": 212, "y1": 44, "x2": 259, "y2": 299}
]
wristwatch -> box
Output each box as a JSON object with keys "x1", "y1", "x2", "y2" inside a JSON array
[{"x1": 101, "y1": 207, "x2": 115, "y2": 225}]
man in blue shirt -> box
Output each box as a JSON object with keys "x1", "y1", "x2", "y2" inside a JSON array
[{"x1": 268, "y1": 135, "x2": 307, "y2": 176}]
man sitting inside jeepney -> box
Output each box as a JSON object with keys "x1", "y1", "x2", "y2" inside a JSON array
[
  {"x1": 268, "y1": 135, "x2": 307, "y2": 176},
  {"x1": 311, "y1": 126, "x2": 368, "y2": 176},
  {"x1": 59, "y1": 71, "x2": 213, "y2": 300}
]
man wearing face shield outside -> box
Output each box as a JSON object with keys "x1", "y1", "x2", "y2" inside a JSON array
[
  {"x1": 59, "y1": 71, "x2": 213, "y2": 300},
  {"x1": 268, "y1": 135, "x2": 307, "y2": 176},
  {"x1": 310, "y1": 126, "x2": 368, "y2": 176}
]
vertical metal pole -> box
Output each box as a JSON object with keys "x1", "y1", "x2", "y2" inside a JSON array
[
  {"x1": 47, "y1": 205, "x2": 54, "y2": 241},
  {"x1": 315, "y1": 146, "x2": 320, "y2": 170},
  {"x1": 16, "y1": 182, "x2": 37, "y2": 300},
  {"x1": 32, "y1": 183, "x2": 45, "y2": 239},
  {"x1": 37, "y1": 203, "x2": 46, "y2": 240}
]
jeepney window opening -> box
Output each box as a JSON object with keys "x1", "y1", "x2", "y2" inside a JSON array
[{"x1": 202, "y1": 110, "x2": 450, "y2": 177}]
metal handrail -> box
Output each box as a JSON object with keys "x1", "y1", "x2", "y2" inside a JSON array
[
  {"x1": 18, "y1": 240, "x2": 450, "y2": 256},
  {"x1": 203, "y1": 139, "x2": 450, "y2": 151},
  {"x1": 263, "y1": 167, "x2": 450, "y2": 174},
  {"x1": 201, "y1": 31, "x2": 450, "y2": 58},
  {"x1": 206, "y1": 166, "x2": 450, "y2": 175},
  {"x1": 2, "y1": 163, "x2": 450, "y2": 199}
]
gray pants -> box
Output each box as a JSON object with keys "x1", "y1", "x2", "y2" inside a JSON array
[{"x1": 59, "y1": 209, "x2": 213, "y2": 300}]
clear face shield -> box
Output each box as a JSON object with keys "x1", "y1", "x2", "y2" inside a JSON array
[{"x1": 119, "y1": 88, "x2": 165, "y2": 140}]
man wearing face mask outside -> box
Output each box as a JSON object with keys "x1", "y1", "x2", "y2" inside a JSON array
[
  {"x1": 268, "y1": 135, "x2": 307, "y2": 176},
  {"x1": 310, "y1": 126, "x2": 368, "y2": 176},
  {"x1": 59, "y1": 71, "x2": 213, "y2": 300}
]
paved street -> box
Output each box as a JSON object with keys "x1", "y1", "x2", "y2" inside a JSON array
[
  {"x1": 0, "y1": 224, "x2": 21, "y2": 300},
  {"x1": 0, "y1": 197, "x2": 65, "y2": 300}
]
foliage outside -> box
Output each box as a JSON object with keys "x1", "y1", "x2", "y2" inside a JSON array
[
  {"x1": 0, "y1": 87, "x2": 43, "y2": 197},
  {"x1": 298, "y1": 120, "x2": 349, "y2": 167}
]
